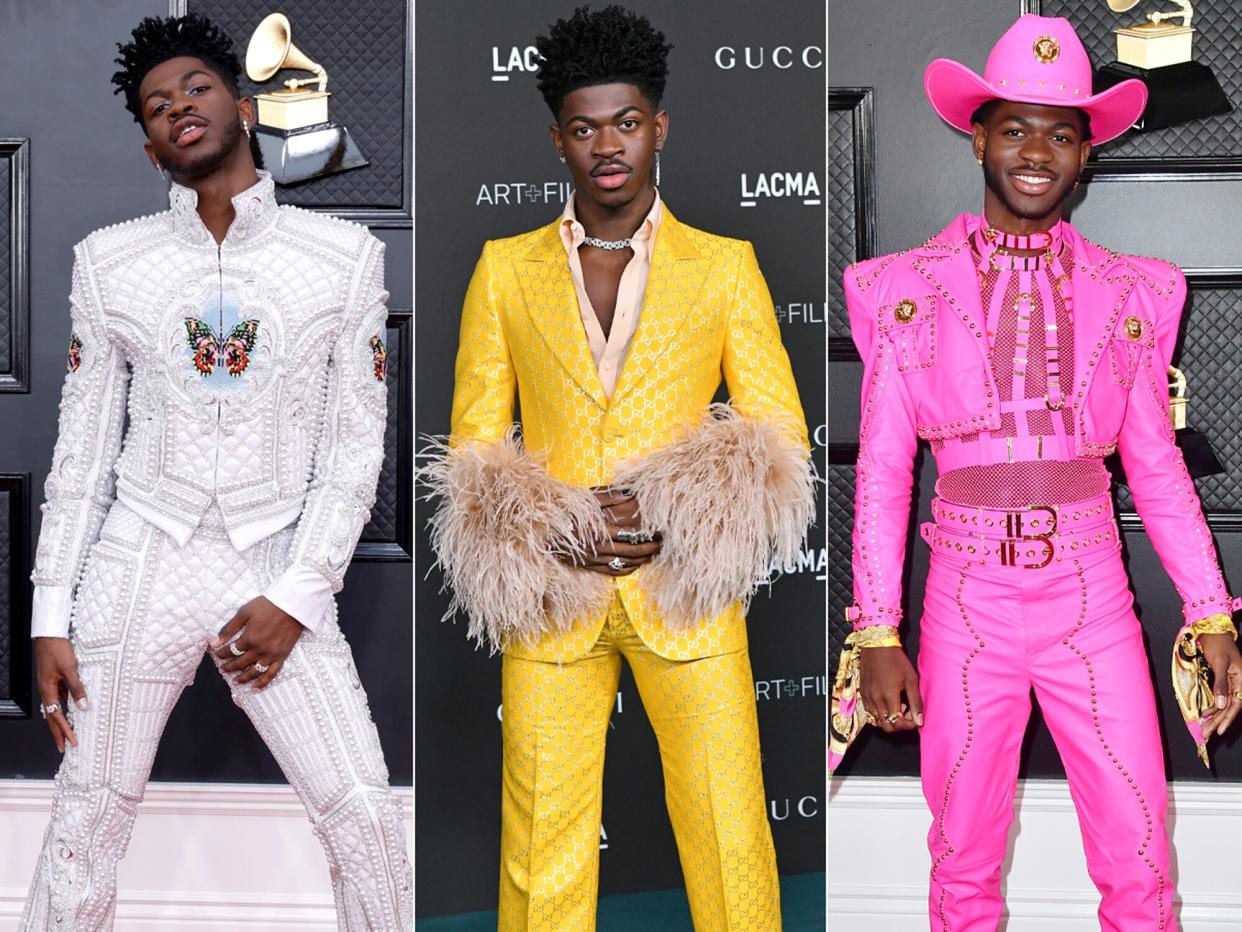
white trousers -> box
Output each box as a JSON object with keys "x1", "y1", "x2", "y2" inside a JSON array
[{"x1": 19, "y1": 502, "x2": 412, "y2": 931}]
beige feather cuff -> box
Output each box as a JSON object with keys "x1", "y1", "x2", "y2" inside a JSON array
[
  {"x1": 612, "y1": 404, "x2": 816, "y2": 628},
  {"x1": 420, "y1": 428, "x2": 611, "y2": 653}
]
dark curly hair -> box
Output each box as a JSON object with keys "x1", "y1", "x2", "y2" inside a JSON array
[
  {"x1": 535, "y1": 5, "x2": 672, "y2": 120},
  {"x1": 111, "y1": 14, "x2": 242, "y2": 129}
]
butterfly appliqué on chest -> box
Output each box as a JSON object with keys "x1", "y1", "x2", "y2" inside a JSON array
[{"x1": 184, "y1": 318, "x2": 260, "y2": 377}]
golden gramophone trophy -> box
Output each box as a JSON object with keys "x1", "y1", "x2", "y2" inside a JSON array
[
  {"x1": 1169, "y1": 366, "x2": 1224, "y2": 477},
  {"x1": 1095, "y1": 1, "x2": 1231, "y2": 131},
  {"x1": 245, "y1": 12, "x2": 368, "y2": 185}
]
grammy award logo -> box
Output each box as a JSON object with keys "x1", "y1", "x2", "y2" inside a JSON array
[
  {"x1": 1095, "y1": 1, "x2": 1231, "y2": 131},
  {"x1": 245, "y1": 12, "x2": 369, "y2": 184}
]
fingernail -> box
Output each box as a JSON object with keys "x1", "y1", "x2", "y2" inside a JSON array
[
  {"x1": 915, "y1": 713, "x2": 925, "y2": 727},
  {"x1": 76, "y1": 697, "x2": 88, "y2": 712},
  {"x1": 209, "y1": 639, "x2": 222, "y2": 649},
  {"x1": 1218, "y1": 695, "x2": 1228, "y2": 710}
]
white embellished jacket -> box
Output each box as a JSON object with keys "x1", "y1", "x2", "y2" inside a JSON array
[{"x1": 31, "y1": 171, "x2": 389, "y2": 638}]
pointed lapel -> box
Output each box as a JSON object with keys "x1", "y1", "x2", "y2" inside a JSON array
[
  {"x1": 1066, "y1": 230, "x2": 1135, "y2": 407},
  {"x1": 906, "y1": 215, "x2": 990, "y2": 371},
  {"x1": 609, "y1": 209, "x2": 708, "y2": 406},
  {"x1": 515, "y1": 220, "x2": 608, "y2": 409}
]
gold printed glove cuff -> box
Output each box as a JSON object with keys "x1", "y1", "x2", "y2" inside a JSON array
[
  {"x1": 1188, "y1": 613, "x2": 1238, "y2": 641},
  {"x1": 1172, "y1": 625, "x2": 1220, "y2": 769},
  {"x1": 847, "y1": 624, "x2": 902, "y2": 649},
  {"x1": 829, "y1": 625, "x2": 902, "y2": 773}
]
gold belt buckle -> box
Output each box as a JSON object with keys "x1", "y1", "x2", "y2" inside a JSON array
[{"x1": 1001, "y1": 504, "x2": 1057, "y2": 569}]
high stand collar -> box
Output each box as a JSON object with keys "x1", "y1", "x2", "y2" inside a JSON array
[{"x1": 169, "y1": 170, "x2": 280, "y2": 247}]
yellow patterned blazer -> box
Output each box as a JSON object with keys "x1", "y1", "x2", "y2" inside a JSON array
[{"x1": 450, "y1": 206, "x2": 807, "y2": 662}]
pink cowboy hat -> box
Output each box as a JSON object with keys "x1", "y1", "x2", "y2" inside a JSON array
[{"x1": 924, "y1": 14, "x2": 1147, "y2": 145}]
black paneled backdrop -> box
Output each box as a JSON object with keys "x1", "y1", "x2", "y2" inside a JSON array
[
  {"x1": 830, "y1": 0, "x2": 1242, "y2": 785},
  {"x1": 1027, "y1": 0, "x2": 1242, "y2": 176},
  {"x1": 0, "y1": 1, "x2": 410, "y2": 790},
  {"x1": 416, "y1": 0, "x2": 825, "y2": 918}
]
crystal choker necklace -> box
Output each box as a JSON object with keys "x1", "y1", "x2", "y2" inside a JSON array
[{"x1": 583, "y1": 235, "x2": 632, "y2": 250}]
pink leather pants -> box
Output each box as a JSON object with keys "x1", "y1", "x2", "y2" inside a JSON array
[{"x1": 918, "y1": 535, "x2": 1175, "y2": 931}]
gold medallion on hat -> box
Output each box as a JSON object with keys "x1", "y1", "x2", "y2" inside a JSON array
[
  {"x1": 1033, "y1": 35, "x2": 1060, "y2": 64},
  {"x1": 894, "y1": 299, "x2": 917, "y2": 323}
]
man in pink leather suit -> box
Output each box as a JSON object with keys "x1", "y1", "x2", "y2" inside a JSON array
[{"x1": 844, "y1": 15, "x2": 1242, "y2": 931}]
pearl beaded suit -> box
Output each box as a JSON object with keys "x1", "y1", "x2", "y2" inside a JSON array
[{"x1": 20, "y1": 172, "x2": 412, "y2": 930}]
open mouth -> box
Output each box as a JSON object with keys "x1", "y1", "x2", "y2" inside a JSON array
[
  {"x1": 172, "y1": 118, "x2": 208, "y2": 147},
  {"x1": 1009, "y1": 172, "x2": 1056, "y2": 196}
]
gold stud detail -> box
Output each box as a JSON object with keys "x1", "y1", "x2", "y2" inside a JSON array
[
  {"x1": 1033, "y1": 35, "x2": 1060, "y2": 64},
  {"x1": 1125, "y1": 316, "x2": 1143, "y2": 340},
  {"x1": 894, "y1": 299, "x2": 917, "y2": 323}
]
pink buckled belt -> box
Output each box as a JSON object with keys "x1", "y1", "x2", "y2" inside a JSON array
[{"x1": 921, "y1": 495, "x2": 1117, "y2": 569}]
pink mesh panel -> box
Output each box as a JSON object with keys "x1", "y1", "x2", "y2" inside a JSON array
[{"x1": 935, "y1": 460, "x2": 1111, "y2": 508}]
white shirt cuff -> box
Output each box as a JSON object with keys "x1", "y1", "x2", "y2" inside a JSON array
[
  {"x1": 31, "y1": 585, "x2": 75, "y2": 639},
  {"x1": 262, "y1": 564, "x2": 335, "y2": 636}
]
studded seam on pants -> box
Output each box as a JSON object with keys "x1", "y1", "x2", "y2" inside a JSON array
[
  {"x1": 498, "y1": 598, "x2": 779, "y2": 931},
  {"x1": 19, "y1": 502, "x2": 412, "y2": 931},
  {"x1": 918, "y1": 544, "x2": 1173, "y2": 932}
]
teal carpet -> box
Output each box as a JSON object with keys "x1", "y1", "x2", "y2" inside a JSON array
[{"x1": 417, "y1": 871, "x2": 825, "y2": 930}]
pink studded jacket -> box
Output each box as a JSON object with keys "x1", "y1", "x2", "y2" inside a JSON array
[{"x1": 844, "y1": 213, "x2": 1232, "y2": 629}]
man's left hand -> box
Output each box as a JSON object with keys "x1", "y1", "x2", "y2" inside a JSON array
[
  {"x1": 210, "y1": 597, "x2": 304, "y2": 690},
  {"x1": 1200, "y1": 632, "x2": 1242, "y2": 737}
]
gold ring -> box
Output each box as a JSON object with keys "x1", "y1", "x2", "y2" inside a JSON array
[
  {"x1": 884, "y1": 713, "x2": 901, "y2": 725},
  {"x1": 863, "y1": 712, "x2": 877, "y2": 726},
  {"x1": 1232, "y1": 690, "x2": 1242, "y2": 702}
]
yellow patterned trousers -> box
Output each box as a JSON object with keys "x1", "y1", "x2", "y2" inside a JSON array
[{"x1": 498, "y1": 598, "x2": 780, "y2": 931}]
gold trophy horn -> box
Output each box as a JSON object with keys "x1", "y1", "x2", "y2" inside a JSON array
[
  {"x1": 244, "y1": 11, "x2": 369, "y2": 185},
  {"x1": 246, "y1": 12, "x2": 328, "y2": 94}
]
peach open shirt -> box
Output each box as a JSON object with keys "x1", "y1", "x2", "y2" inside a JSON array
[{"x1": 558, "y1": 190, "x2": 663, "y2": 398}]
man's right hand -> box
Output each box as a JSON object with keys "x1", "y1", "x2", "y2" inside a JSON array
[
  {"x1": 560, "y1": 489, "x2": 662, "y2": 576},
  {"x1": 34, "y1": 636, "x2": 87, "y2": 753},
  {"x1": 859, "y1": 646, "x2": 924, "y2": 732}
]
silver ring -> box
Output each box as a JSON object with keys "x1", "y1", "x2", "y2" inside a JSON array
[
  {"x1": 254, "y1": 661, "x2": 269, "y2": 673},
  {"x1": 228, "y1": 642, "x2": 245, "y2": 657},
  {"x1": 616, "y1": 529, "x2": 652, "y2": 545},
  {"x1": 40, "y1": 702, "x2": 61, "y2": 719},
  {"x1": 607, "y1": 557, "x2": 626, "y2": 571}
]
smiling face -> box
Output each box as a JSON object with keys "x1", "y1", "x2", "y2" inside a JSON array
[
  {"x1": 138, "y1": 54, "x2": 253, "y2": 179},
  {"x1": 972, "y1": 100, "x2": 1091, "y2": 230},
  {"x1": 550, "y1": 82, "x2": 668, "y2": 212}
]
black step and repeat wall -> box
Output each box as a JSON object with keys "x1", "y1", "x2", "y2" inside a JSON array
[
  {"x1": 415, "y1": 0, "x2": 825, "y2": 918},
  {"x1": 830, "y1": 0, "x2": 1242, "y2": 783},
  {"x1": 0, "y1": 0, "x2": 411, "y2": 786}
]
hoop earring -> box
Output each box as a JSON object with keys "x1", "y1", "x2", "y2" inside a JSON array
[{"x1": 655, "y1": 148, "x2": 662, "y2": 187}]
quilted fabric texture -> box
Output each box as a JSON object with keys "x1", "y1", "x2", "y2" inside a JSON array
[
  {"x1": 0, "y1": 154, "x2": 10, "y2": 372},
  {"x1": 19, "y1": 503, "x2": 412, "y2": 930},
  {"x1": 444, "y1": 208, "x2": 809, "y2": 663},
  {"x1": 361, "y1": 318, "x2": 402, "y2": 543},
  {"x1": 191, "y1": 0, "x2": 407, "y2": 216},
  {"x1": 0, "y1": 489, "x2": 9, "y2": 698},
  {"x1": 829, "y1": 105, "x2": 856, "y2": 340},
  {"x1": 31, "y1": 172, "x2": 389, "y2": 636},
  {"x1": 1041, "y1": 0, "x2": 1242, "y2": 159},
  {"x1": 828, "y1": 460, "x2": 856, "y2": 671},
  {"x1": 499, "y1": 598, "x2": 779, "y2": 930}
]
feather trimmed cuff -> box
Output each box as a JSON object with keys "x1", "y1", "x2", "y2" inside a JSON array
[
  {"x1": 612, "y1": 404, "x2": 816, "y2": 628},
  {"x1": 419, "y1": 429, "x2": 611, "y2": 654}
]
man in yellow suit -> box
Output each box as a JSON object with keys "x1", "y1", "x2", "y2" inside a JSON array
[{"x1": 424, "y1": 6, "x2": 814, "y2": 929}]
